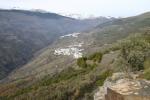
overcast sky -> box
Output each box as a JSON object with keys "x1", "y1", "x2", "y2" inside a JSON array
[{"x1": 0, "y1": 0, "x2": 150, "y2": 18}]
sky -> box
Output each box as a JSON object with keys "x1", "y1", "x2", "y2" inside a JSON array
[{"x1": 0, "y1": 0, "x2": 150, "y2": 18}]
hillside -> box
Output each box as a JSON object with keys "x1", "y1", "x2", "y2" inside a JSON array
[
  {"x1": 91, "y1": 12, "x2": 150, "y2": 46},
  {"x1": 0, "y1": 29, "x2": 149, "y2": 100},
  {"x1": 0, "y1": 12, "x2": 149, "y2": 100},
  {"x1": 0, "y1": 9, "x2": 111, "y2": 79}
]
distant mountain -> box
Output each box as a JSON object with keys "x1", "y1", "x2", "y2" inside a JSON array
[
  {"x1": 62, "y1": 13, "x2": 115, "y2": 20},
  {"x1": 0, "y1": 9, "x2": 111, "y2": 79}
]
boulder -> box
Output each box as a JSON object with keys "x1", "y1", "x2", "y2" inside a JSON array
[{"x1": 94, "y1": 72, "x2": 150, "y2": 100}]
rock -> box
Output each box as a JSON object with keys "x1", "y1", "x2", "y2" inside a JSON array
[{"x1": 94, "y1": 72, "x2": 150, "y2": 100}]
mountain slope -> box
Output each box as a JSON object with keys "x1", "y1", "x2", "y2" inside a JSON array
[
  {"x1": 0, "y1": 12, "x2": 150, "y2": 100},
  {"x1": 3, "y1": 12, "x2": 150, "y2": 81},
  {"x1": 0, "y1": 9, "x2": 110, "y2": 79},
  {"x1": 0, "y1": 29, "x2": 149, "y2": 100},
  {"x1": 91, "y1": 12, "x2": 150, "y2": 46}
]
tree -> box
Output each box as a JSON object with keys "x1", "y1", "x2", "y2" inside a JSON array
[{"x1": 120, "y1": 34, "x2": 150, "y2": 72}]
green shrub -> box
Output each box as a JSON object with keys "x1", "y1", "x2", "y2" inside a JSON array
[
  {"x1": 77, "y1": 57, "x2": 87, "y2": 68},
  {"x1": 88, "y1": 63, "x2": 97, "y2": 70},
  {"x1": 143, "y1": 58, "x2": 150, "y2": 80},
  {"x1": 144, "y1": 58, "x2": 150, "y2": 69},
  {"x1": 120, "y1": 34, "x2": 150, "y2": 71},
  {"x1": 88, "y1": 52, "x2": 103, "y2": 63},
  {"x1": 127, "y1": 51, "x2": 145, "y2": 71},
  {"x1": 143, "y1": 70, "x2": 150, "y2": 80},
  {"x1": 96, "y1": 70, "x2": 112, "y2": 86},
  {"x1": 40, "y1": 68, "x2": 86, "y2": 86}
]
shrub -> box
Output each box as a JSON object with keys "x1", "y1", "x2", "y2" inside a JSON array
[
  {"x1": 144, "y1": 58, "x2": 150, "y2": 69},
  {"x1": 127, "y1": 51, "x2": 145, "y2": 71},
  {"x1": 88, "y1": 52, "x2": 103, "y2": 63},
  {"x1": 143, "y1": 70, "x2": 150, "y2": 80},
  {"x1": 96, "y1": 70, "x2": 112, "y2": 86},
  {"x1": 142, "y1": 58, "x2": 150, "y2": 80},
  {"x1": 77, "y1": 57, "x2": 87, "y2": 68},
  {"x1": 120, "y1": 34, "x2": 150, "y2": 71}
]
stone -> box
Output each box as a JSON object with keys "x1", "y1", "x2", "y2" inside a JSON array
[{"x1": 94, "y1": 72, "x2": 150, "y2": 100}]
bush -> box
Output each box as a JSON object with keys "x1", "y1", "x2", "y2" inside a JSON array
[
  {"x1": 96, "y1": 70, "x2": 112, "y2": 86},
  {"x1": 77, "y1": 57, "x2": 87, "y2": 68},
  {"x1": 144, "y1": 58, "x2": 150, "y2": 69},
  {"x1": 143, "y1": 71, "x2": 150, "y2": 80},
  {"x1": 142, "y1": 58, "x2": 150, "y2": 80},
  {"x1": 127, "y1": 51, "x2": 145, "y2": 71},
  {"x1": 120, "y1": 34, "x2": 150, "y2": 71},
  {"x1": 88, "y1": 52, "x2": 103, "y2": 63}
]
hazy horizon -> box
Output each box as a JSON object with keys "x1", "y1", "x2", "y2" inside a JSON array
[{"x1": 0, "y1": 0, "x2": 150, "y2": 18}]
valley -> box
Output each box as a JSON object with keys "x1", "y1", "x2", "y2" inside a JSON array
[
  {"x1": 0, "y1": 9, "x2": 111, "y2": 79},
  {"x1": 0, "y1": 9, "x2": 150, "y2": 100}
]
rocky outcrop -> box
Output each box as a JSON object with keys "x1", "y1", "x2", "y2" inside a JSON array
[
  {"x1": 105, "y1": 88, "x2": 124, "y2": 100},
  {"x1": 94, "y1": 73, "x2": 127, "y2": 100},
  {"x1": 94, "y1": 73, "x2": 150, "y2": 100},
  {"x1": 105, "y1": 88, "x2": 150, "y2": 100},
  {"x1": 105, "y1": 79, "x2": 150, "y2": 100}
]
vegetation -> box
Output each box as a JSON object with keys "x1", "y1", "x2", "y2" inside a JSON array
[
  {"x1": 77, "y1": 52, "x2": 103, "y2": 70},
  {"x1": 88, "y1": 52, "x2": 103, "y2": 63},
  {"x1": 0, "y1": 51, "x2": 112, "y2": 100},
  {"x1": 1, "y1": 66, "x2": 112, "y2": 100},
  {"x1": 142, "y1": 58, "x2": 150, "y2": 80},
  {"x1": 143, "y1": 70, "x2": 150, "y2": 80},
  {"x1": 119, "y1": 33, "x2": 150, "y2": 72},
  {"x1": 96, "y1": 70, "x2": 113, "y2": 86},
  {"x1": 144, "y1": 58, "x2": 150, "y2": 70},
  {"x1": 77, "y1": 57, "x2": 87, "y2": 68}
]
